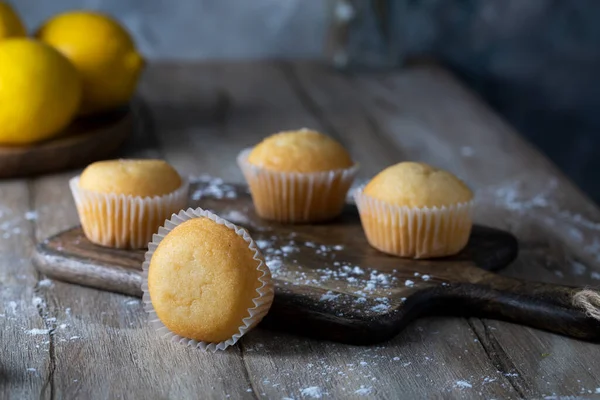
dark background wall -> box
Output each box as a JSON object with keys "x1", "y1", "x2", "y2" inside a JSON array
[
  {"x1": 15, "y1": 0, "x2": 600, "y2": 203},
  {"x1": 342, "y1": 0, "x2": 600, "y2": 203}
]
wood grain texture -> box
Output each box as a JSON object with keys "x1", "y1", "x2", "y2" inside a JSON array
[
  {"x1": 139, "y1": 62, "x2": 523, "y2": 398},
  {"x1": 3, "y1": 61, "x2": 600, "y2": 398},
  {"x1": 0, "y1": 108, "x2": 132, "y2": 179},
  {"x1": 288, "y1": 61, "x2": 600, "y2": 397},
  {"x1": 0, "y1": 181, "x2": 51, "y2": 400}
]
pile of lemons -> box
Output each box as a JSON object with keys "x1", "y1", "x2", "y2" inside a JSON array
[{"x1": 0, "y1": 2, "x2": 144, "y2": 145}]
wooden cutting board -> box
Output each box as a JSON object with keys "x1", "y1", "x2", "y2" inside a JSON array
[
  {"x1": 33, "y1": 180, "x2": 600, "y2": 345},
  {"x1": 0, "y1": 106, "x2": 133, "y2": 179}
]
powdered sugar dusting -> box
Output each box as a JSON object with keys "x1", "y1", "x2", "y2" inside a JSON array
[
  {"x1": 37, "y1": 279, "x2": 53, "y2": 288},
  {"x1": 190, "y1": 175, "x2": 238, "y2": 200},
  {"x1": 454, "y1": 380, "x2": 472, "y2": 389},
  {"x1": 320, "y1": 291, "x2": 340, "y2": 302},
  {"x1": 482, "y1": 177, "x2": 600, "y2": 278},
  {"x1": 26, "y1": 328, "x2": 50, "y2": 335},
  {"x1": 253, "y1": 235, "x2": 402, "y2": 311},
  {"x1": 489, "y1": 178, "x2": 557, "y2": 212},
  {"x1": 255, "y1": 240, "x2": 271, "y2": 249},
  {"x1": 219, "y1": 210, "x2": 250, "y2": 225},
  {"x1": 300, "y1": 386, "x2": 323, "y2": 398},
  {"x1": 24, "y1": 211, "x2": 38, "y2": 221},
  {"x1": 354, "y1": 385, "x2": 373, "y2": 395}
]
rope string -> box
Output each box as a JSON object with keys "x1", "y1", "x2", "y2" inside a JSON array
[{"x1": 573, "y1": 289, "x2": 600, "y2": 321}]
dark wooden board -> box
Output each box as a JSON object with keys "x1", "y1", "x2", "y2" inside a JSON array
[
  {"x1": 33, "y1": 181, "x2": 600, "y2": 345},
  {"x1": 0, "y1": 107, "x2": 133, "y2": 178}
]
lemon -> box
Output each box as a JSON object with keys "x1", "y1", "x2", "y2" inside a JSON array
[
  {"x1": 0, "y1": 2, "x2": 26, "y2": 40},
  {"x1": 37, "y1": 11, "x2": 144, "y2": 115},
  {"x1": 0, "y1": 39, "x2": 81, "y2": 145}
]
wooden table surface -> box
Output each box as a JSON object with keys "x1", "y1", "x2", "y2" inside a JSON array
[{"x1": 3, "y1": 61, "x2": 600, "y2": 399}]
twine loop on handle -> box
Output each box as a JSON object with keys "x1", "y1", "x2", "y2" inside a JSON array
[{"x1": 573, "y1": 289, "x2": 600, "y2": 321}]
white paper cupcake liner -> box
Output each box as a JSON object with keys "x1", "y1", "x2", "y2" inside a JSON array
[
  {"x1": 354, "y1": 187, "x2": 474, "y2": 258},
  {"x1": 141, "y1": 207, "x2": 274, "y2": 352},
  {"x1": 237, "y1": 148, "x2": 359, "y2": 223},
  {"x1": 69, "y1": 176, "x2": 189, "y2": 249}
]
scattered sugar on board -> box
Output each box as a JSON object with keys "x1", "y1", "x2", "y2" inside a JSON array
[
  {"x1": 37, "y1": 279, "x2": 53, "y2": 288},
  {"x1": 219, "y1": 210, "x2": 250, "y2": 225},
  {"x1": 281, "y1": 245, "x2": 297, "y2": 254},
  {"x1": 266, "y1": 258, "x2": 283, "y2": 272},
  {"x1": 320, "y1": 292, "x2": 339, "y2": 302},
  {"x1": 24, "y1": 211, "x2": 38, "y2": 221},
  {"x1": 354, "y1": 385, "x2": 373, "y2": 395},
  {"x1": 32, "y1": 297, "x2": 44, "y2": 307},
  {"x1": 26, "y1": 328, "x2": 50, "y2": 336},
  {"x1": 252, "y1": 236, "x2": 407, "y2": 313},
  {"x1": 190, "y1": 176, "x2": 237, "y2": 200},
  {"x1": 454, "y1": 381, "x2": 472, "y2": 389},
  {"x1": 255, "y1": 240, "x2": 271, "y2": 249},
  {"x1": 487, "y1": 178, "x2": 600, "y2": 259},
  {"x1": 300, "y1": 386, "x2": 323, "y2": 398}
]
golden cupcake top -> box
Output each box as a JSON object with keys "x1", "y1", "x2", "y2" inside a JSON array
[
  {"x1": 247, "y1": 129, "x2": 354, "y2": 173},
  {"x1": 364, "y1": 162, "x2": 473, "y2": 208},
  {"x1": 78, "y1": 159, "x2": 182, "y2": 197},
  {"x1": 147, "y1": 217, "x2": 262, "y2": 343}
]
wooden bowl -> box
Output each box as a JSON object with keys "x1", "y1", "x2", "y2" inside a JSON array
[{"x1": 0, "y1": 106, "x2": 133, "y2": 178}]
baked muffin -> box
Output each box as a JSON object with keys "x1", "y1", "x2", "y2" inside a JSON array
[
  {"x1": 142, "y1": 208, "x2": 273, "y2": 351},
  {"x1": 354, "y1": 162, "x2": 473, "y2": 258},
  {"x1": 237, "y1": 129, "x2": 358, "y2": 223},
  {"x1": 70, "y1": 159, "x2": 188, "y2": 249}
]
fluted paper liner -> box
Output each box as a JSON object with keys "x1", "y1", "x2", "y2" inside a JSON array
[
  {"x1": 70, "y1": 177, "x2": 189, "y2": 249},
  {"x1": 141, "y1": 207, "x2": 274, "y2": 352},
  {"x1": 354, "y1": 187, "x2": 473, "y2": 258},
  {"x1": 237, "y1": 148, "x2": 359, "y2": 223}
]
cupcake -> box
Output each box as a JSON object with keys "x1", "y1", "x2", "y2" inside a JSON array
[
  {"x1": 142, "y1": 208, "x2": 274, "y2": 351},
  {"x1": 70, "y1": 159, "x2": 189, "y2": 249},
  {"x1": 237, "y1": 129, "x2": 358, "y2": 223},
  {"x1": 354, "y1": 162, "x2": 473, "y2": 258}
]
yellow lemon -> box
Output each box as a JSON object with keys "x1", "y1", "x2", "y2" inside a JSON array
[
  {"x1": 0, "y1": 2, "x2": 26, "y2": 40},
  {"x1": 37, "y1": 11, "x2": 144, "y2": 115},
  {"x1": 0, "y1": 39, "x2": 81, "y2": 145}
]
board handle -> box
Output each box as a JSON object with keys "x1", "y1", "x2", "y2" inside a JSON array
[{"x1": 434, "y1": 276, "x2": 600, "y2": 341}]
